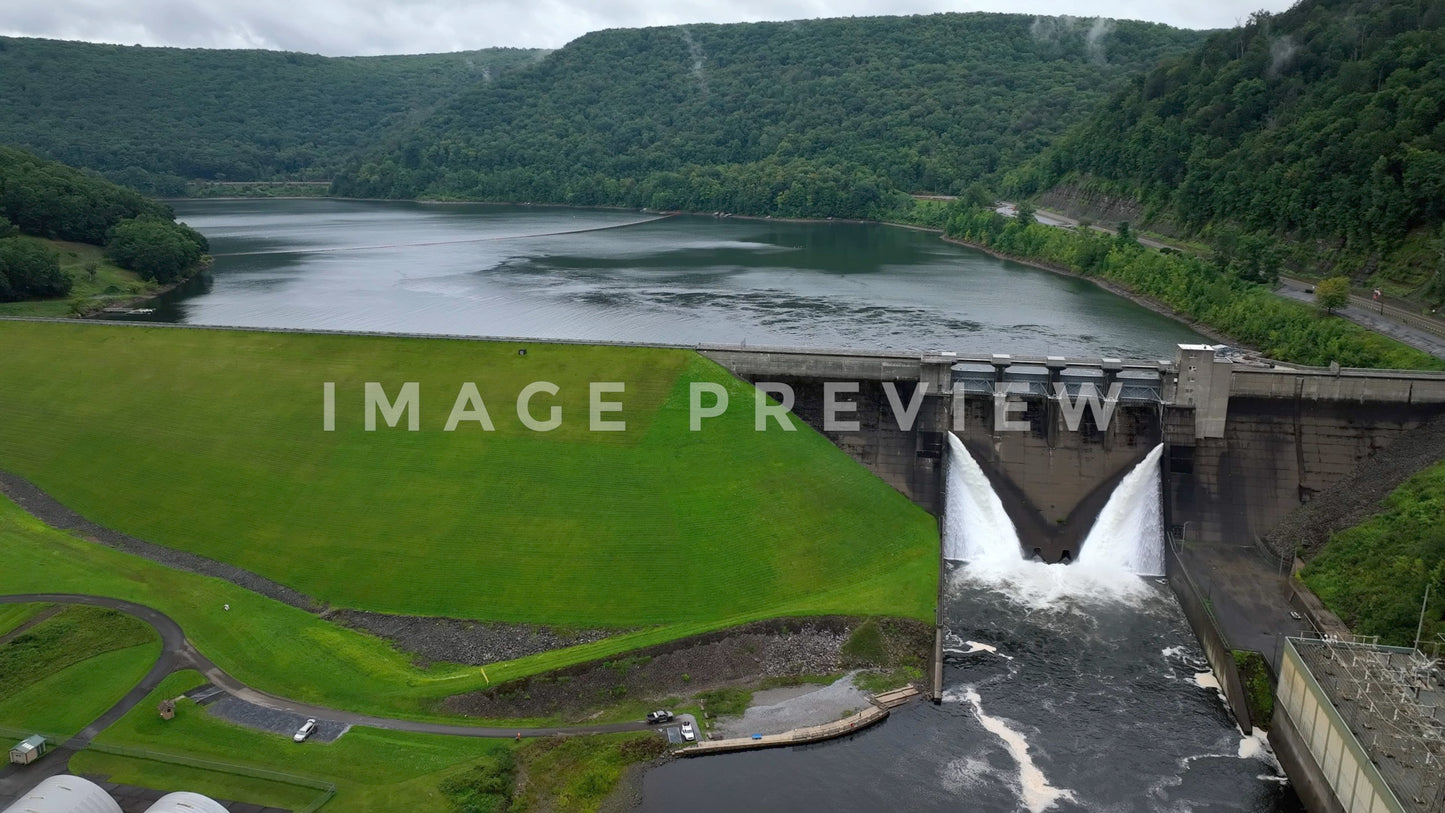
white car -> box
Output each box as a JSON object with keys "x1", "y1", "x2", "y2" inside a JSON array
[
  {"x1": 293, "y1": 718, "x2": 317, "y2": 743},
  {"x1": 680, "y1": 721, "x2": 696, "y2": 742}
]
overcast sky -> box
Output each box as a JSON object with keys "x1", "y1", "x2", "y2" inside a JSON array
[{"x1": 2, "y1": 0, "x2": 1299, "y2": 56}]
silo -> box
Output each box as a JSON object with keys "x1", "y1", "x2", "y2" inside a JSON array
[
  {"x1": 1, "y1": 774, "x2": 121, "y2": 813},
  {"x1": 142, "y1": 792, "x2": 229, "y2": 813}
]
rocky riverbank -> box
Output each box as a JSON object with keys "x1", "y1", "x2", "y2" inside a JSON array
[{"x1": 442, "y1": 616, "x2": 928, "y2": 720}]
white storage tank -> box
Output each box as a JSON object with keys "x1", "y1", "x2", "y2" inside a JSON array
[
  {"x1": 1, "y1": 775, "x2": 121, "y2": 813},
  {"x1": 142, "y1": 792, "x2": 229, "y2": 813}
]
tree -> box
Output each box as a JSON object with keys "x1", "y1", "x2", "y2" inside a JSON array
[
  {"x1": 105, "y1": 216, "x2": 208, "y2": 283},
  {"x1": 0, "y1": 214, "x2": 15, "y2": 238},
  {"x1": 1315, "y1": 276, "x2": 1351, "y2": 313},
  {"x1": 0, "y1": 238, "x2": 70, "y2": 300},
  {"x1": 1116, "y1": 221, "x2": 1135, "y2": 246}
]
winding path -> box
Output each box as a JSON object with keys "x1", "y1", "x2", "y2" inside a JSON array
[{"x1": 0, "y1": 594, "x2": 657, "y2": 740}]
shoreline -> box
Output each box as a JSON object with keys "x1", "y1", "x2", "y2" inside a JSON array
[
  {"x1": 934, "y1": 233, "x2": 1247, "y2": 352},
  {"x1": 151, "y1": 194, "x2": 1239, "y2": 349}
]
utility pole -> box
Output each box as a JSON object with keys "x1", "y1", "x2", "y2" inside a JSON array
[{"x1": 1415, "y1": 581, "x2": 1432, "y2": 651}]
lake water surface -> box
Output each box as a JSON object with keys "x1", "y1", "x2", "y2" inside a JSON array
[{"x1": 121, "y1": 199, "x2": 1204, "y2": 358}]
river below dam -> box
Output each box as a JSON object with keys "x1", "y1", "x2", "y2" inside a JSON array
[
  {"x1": 118, "y1": 200, "x2": 1296, "y2": 811},
  {"x1": 114, "y1": 199, "x2": 1205, "y2": 357},
  {"x1": 638, "y1": 438, "x2": 1298, "y2": 812}
]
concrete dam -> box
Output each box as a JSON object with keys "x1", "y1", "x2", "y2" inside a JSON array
[{"x1": 700, "y1": 343, "x2": 1445, "y2": 561}]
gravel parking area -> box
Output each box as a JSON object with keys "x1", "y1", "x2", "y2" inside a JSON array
[
  {"x1": 711, "y1": 673, "x2": 871, "y2": 738},
  {"x1": 205, "y1": 695, "x2": 349, "y2": 743}
]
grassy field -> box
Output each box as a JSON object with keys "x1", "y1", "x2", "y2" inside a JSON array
[
  {"x1": 0, "y1": 642, "x2": 160, "y2": 735},
  {"x1": 0, "y1": 239, "x2": 159, "y2": 317},
  {"x1": 0, "y1": 602, "x2": 49, "y2": 637},
  {"x1": 74, "y1": 670, "x2": 517, "y2": 812},
  {"x1": 2, "y1": 492, "x2": 918, "y2": 718},
  {"x1": 0, "y1": 604, "x2": 161, "y2": 735},
  {"x1": 0, "y1": 320, "x2": 937, "y2": 628},
  {"x1": 73, "y1": 669, "x2": 666, "y2": 811},
  {"x1": 0, "y1": 605, "x2": 155, "y2": 691}
]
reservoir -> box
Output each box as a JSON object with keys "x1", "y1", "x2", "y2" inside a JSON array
[
  {"x1": 119, "y1": 199, "x2": 1205, "y2": 357},
  {"x1": 119, "y1": 198, "x2": 1292, "y2": 811}
]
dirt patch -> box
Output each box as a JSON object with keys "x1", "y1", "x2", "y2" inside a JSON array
[
  {"x1": 442, "y1": 616, "x2": 929, "y2": 720},
  {"x1": 323, "y1": 608, "x2": 629, "y2": 666}
]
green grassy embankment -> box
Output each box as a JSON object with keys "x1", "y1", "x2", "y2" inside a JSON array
[
  {"x1": 0, "y1": 602, "x2": 50, "y2": 636},
  {"x1": 0, "y1": 604, "x2": 160, "y2": 735},
  {"x1": 0, "y1": 239, "x2": 161, "y2": 317},
  {"x1": 72, "y1": 671, "x2": 512, "y2": 812},
  {"x1": 72, "y1": 669, "x2": 661, "y2": 812},
  {"x1": 0, "y1": 319, "x2": 937, "y2": 716},
  {"x1": 1301, "y1": 460, "x2": 1445, "y2": 647}
]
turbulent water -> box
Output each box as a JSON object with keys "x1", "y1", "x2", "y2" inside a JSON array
[
  {"x1": 118, "y1": 199, "x2": 1207, "y2": 356},
  {"x1": 1077, "y1": 444, "x2": 1166, "y2": 576},
  {"x1": 638, "y1": 439, "x2": 1297, "y2": 812}
]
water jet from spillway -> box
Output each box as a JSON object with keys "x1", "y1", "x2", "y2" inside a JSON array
[
  {"x1": 943, "y1": 433, "x2": 1023, "y2": 565},
  {"x1": 1077, "y1": 444, "x2": 1165, "y2": 576},
  {"x1": 944, "y1": 435, "x2": 1164, "y2": 606}
]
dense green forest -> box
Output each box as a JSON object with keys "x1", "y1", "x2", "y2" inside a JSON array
[
  {"x1": 943, "y1": 203, "x2": 1444, "y2": 369},
  {"x1": 333, "y1": 14, "x2": 1205, "y2": 216},
  {"x1": 0, "y1": 37, "x2": 545, "y2": 193},
  {"x1": 0, "y1": 146, "x2": 207, "y2": 300},
  {"x1": 1010, "y1": 0, "x2": 1445, "y2": 304},
  {"x1": 1303, "y1": 459, "x2": 1445, "y2": 647}
]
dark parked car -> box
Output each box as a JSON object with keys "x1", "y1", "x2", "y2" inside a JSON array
[{"x1": 646, "y1": 710, "x2": 674, "y2": 724}]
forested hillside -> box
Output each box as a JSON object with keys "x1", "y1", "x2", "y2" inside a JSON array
[
  {"x1": 0, "y1": 146, "x2": 207, "y2": 302},
  {"x1": 0, "y1": 37, "x2": 546, "y2": 193},
  {"x1": 334, "y1": 14, "x2": 1205, "y2": 217},
  {"x1": 1010, "y1": 0, "x2": 1445, "y2": 304}
]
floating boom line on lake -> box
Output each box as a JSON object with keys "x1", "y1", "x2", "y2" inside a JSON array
[{"x1": 211, "y1": 214, "x2": 672, "y2": 257}]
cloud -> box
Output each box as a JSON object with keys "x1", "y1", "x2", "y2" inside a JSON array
[{"x1": 1, "y1": 0, "x2": 1297, "y2": 55}]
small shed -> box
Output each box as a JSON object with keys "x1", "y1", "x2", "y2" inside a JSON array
[{"x1": 8, "y1": 734, "x2": 47, "y2": 765}]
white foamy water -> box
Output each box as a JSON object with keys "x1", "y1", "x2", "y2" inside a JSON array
[
  {"x1": 1078, "y1": 444, "x2": 1165, "y2": 575},
  {"x1": 956, "y1": 687, "x2": 1076, "y2": 813},
  {"x1": 944, "y1": 435, "x2": 1157, "y2": 608},
  {"x1": 943, "y1": 434, "x2": 1022, "y2": 563}
]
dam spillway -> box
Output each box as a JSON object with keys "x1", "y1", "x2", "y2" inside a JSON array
[{"x1": 945, "y1": 434, "x2": 1164, "y2": 572}]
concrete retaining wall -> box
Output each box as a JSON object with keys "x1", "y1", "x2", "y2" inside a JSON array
[
  {"x1": 1166, "y1": 398, "x2": 1445, "y2": 546},
  {"x1": 1165, "y1": 544, "x2": 1254, "y2": 730}
]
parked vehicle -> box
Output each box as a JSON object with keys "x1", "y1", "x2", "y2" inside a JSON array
[
  {"x1": 680, "y1": 721, "x2": 696, "y2": 742},
  {"x1": 645, "y1": 710, "x2": 674, "y2": 724},
  {"x1": 293, "y1": 718, "x2": 318, "y2": 742}
]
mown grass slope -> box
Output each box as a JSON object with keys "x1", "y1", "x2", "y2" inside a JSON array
[
  {"x1": 0, "y1": 604, "x2": 160, "y2": 735},
  {"x1": 0, "y1": 320, "x2": 936, "y2": 628}
]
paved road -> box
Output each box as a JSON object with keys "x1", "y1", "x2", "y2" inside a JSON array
[
  {"x1": 997, "y1": 201, "x2": 1445, "y2": 360},
  {"x1": 1174, "y1": 544, "x2": 1311, "y2": 670},
  {"x1": 0, "y1": 594, "x2": 653, "y2": 740},
  {"x1": 1276, "y1": 277, "x2": 1445, "y2": 360},
  {"x1": 995, "y1": 202, "x2": 1175, "y2": 249}
]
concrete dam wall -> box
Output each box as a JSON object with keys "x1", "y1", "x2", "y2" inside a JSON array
[{"x1": 702, "y1": 342, "x2": 1445, "y2": 558}]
